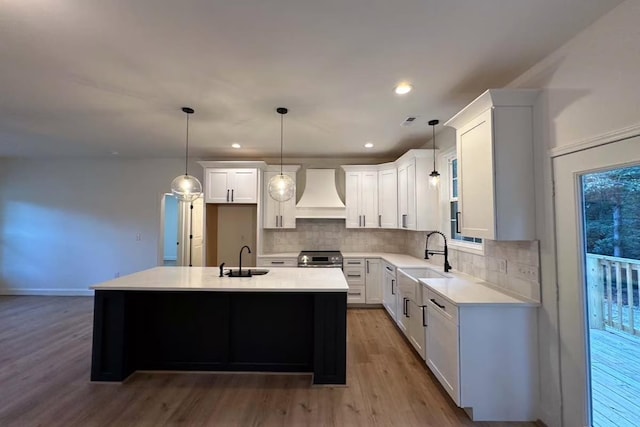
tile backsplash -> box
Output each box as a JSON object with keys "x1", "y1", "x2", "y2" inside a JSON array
[
  {"x1": 263, "y1": 222, "x2": 540, "y2": 302},
  {"x1": 262, "y1": 219, "x2": 406, "y2": 253}
]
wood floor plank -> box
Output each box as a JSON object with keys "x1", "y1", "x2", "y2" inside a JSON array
[{"x1": 0, "y1": 296, "x2": 536, "y2": 426}]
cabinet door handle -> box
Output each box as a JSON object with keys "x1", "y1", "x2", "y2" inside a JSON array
[
  {"x1": 430, "y1": 298, "x2": 446, "y2": 310},
  {"x1": 366, "y1": 260, "x2": 369, "y2": 274},
  {"x1": 347, "y1": 261, "x2": 360, "y2": 265},
  {"x1": 231, "y1": 189, "x2": 234, "y2": 202},
  {"x1": 226, "y1": 189, "x2": 230, "y2": 202},
  {"x1": 402, "y1": 214, "x2": 407, "y2": 228},
  {"x1": 347, "y1": 274, "x2": 361, "y2": 278},
  {"x1": 280, "y1": 215, "x2": 283, "y2": 227},
  {"x1": 402, "y1": 298, "x2": 406, "y2": 315},
  {"x1": 386, "y1": 266, "x2": 393, "y2": 272},
  {"x1": 391, "y1": 279, "x2": 395, "y2": 295},
  {"x1": 275, "y1": 215, "x2": 279, "y2": 227},
  {"x1": 363, "y1": 215, "x2": 366, "y2": 227},
  {"x1": 379, "y1": 214, "x2": 382, "y2": 227},
  {"x1": 271, "y1": 261, "x2": 285, "y2": 265},
  {"x1": 405, "y1": 299, "x2": 410, "y2": 317},
  {"x1": 456, "y1": 211, "x2": 461, "y2": 234},
  {"x1": 422, "y1": 306, "x2": 427, "y2": 327}
]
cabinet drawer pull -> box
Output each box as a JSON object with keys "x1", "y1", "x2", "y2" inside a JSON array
[
  {"x1": 348, "y1": 290, "x2": 362, "y2": 296},
  {"x1": 386, "y1": 266, "x2": 393, "y2": 272},
  {"x1": 456, "y1": 211, "x2": 461, "y2": 234},
  {"x1": 347, "y1": 274, "x2": 361, "y2": 278},
  {"x1": 347, "y1": 261, "x2": 361, "y2": 265},
  {"x1": 271, "y1": 261, "x2": 285, "y2": 265},
  {"x1": 430, "y1": 298, "x2": 446, "y2": 310}
]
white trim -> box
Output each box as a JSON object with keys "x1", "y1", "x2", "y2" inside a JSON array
[
  {"x1": 0, "y1": 289, "x2": 94, "y2": 296},
  {"x1": 550, "y1": 122, "x2": 640, "y2": 158},
  {"x1": 449, "y1": 239, "x2": 484, "y2": 256}
]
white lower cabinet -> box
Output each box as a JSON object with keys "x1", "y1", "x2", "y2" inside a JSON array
[
  {"x1": 397, "y1": 269, "x2": 426, "y2": 359},
  {"x1": 365, "y1": 259, "x2": 382, "y2": 304},
  {"x1": 423, "y1": 287, "x2": 537, "y2": 422},
  {"x1": 425, "y1": 292, "x2": 459, "y2": 403},
  {"x1": 382, "y1": 262, "x2": 397, "y2": 319},
  {"x1": 344, "y1": 258, "x2": 383, "y2": 305}
]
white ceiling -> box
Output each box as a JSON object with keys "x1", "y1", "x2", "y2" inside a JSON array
[{"x1": 0, "y1": 0, "x2": 623, "y2": 159}]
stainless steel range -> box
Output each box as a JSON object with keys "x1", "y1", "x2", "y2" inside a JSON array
[{"x1": 297, "y1": 250, "x2": 343, "y2": 268}]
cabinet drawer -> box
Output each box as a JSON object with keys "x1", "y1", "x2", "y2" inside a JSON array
[
  {"x1": 344, "y1": 258, "x2": 365, "y2": 267},
  {"x1": 425, "y1": 289, "x2": 458, "y2": 325},
  {"x1": 256, "y1": 258, "x2": 297, "y2": 267},
  {"x1": 343, "y1": 267, "x2": 365, "y2": 285},
  {"x1": 347, "y1": 285, "x2": 366, "y2": 304}
]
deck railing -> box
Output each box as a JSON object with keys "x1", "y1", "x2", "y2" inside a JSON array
[{"x1": 587, "y1": 253, "x2": 640, "y2": 336}]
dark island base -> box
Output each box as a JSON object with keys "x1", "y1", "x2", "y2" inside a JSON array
[{"x1": 91, "y1": 290, "x2": 347, "y2": 385}]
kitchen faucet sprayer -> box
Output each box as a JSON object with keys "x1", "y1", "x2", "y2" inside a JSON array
[{"x1": 425, "y1": 231, "x2": 452, "y2": 273}]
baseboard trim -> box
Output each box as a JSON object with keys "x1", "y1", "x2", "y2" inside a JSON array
[{"x1": 0, "y1": 289, "x2": 94, "y2": 296}]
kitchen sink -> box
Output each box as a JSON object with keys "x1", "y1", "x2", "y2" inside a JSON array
[
  {"x1": 226, "y1": 269, "x2": 269, "y2": 277},
  {"x1": 397, "y1": 268, "x2": 447, "y2": 281}
]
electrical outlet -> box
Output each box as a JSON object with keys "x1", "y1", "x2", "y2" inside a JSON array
[
  {"x1": 497, "y1": 259, "x2": 507, "y2": 274},
  {"x1": 515, "y1": 264, "x2": 539, "y2": 282}
]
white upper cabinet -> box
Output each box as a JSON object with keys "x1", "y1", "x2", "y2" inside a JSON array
[
  {"x1": 445, "y1": 89, "x2": 539, "y2": 240},
  {"x1": 396, "y1": 150, "x2": 439, "y2": 231},
  {"x1": 205, "y1": 168, "x2": 258, "y2": 204},
  {"x1": 342, "y1": 166, "x2": 378, "y2": 228},
  {"x1": 378, "y1": 165, "x2": 398, "y2": 228},
  {"x1": 263, "y1": 166, "x2": 299, "y2": 229}
]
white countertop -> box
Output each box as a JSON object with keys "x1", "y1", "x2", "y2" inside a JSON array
[
  {"x1": 418, "y1": 276, "x2": 538, "y2": 306},
  {"x1": 260, "y1": 251, "x2": 538, "y2": 306},
  {"x1": 91, "y1": 267, "x2": 348, "y2": 292}
]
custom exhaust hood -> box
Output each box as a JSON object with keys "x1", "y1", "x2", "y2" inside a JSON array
[{"x1": 296, "y1": 169, "x2": 346, "y2": 219}]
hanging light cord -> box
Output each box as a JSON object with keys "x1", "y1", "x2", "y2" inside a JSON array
[
  {"x1": 184, "y1": 112, "x2": 190, "y2": 176},
  {"x1": 280, "y1": 112, "x2": 284, "y2": 176},
  {"x1": 432, "y1": 123, "x2": 436, "y2": 171}
]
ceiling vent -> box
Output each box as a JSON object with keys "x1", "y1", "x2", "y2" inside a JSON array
[{"x1": 401, "y1": 116, "x2": 418, "y2": 127}]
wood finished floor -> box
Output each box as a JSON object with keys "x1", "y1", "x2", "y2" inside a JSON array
[{"x1": 0, "y1": 296, "x2": 535, "y2": 427}]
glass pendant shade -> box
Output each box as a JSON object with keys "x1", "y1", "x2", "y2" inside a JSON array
[
  {"x1": 268, "y1": 173, "x2": 295, "y2": 202},
  {"x1": 429, "y1": 170, "x2": 441, "y2": 187},
  {"x1": 171, "y1": 174, "x2": 203, "y2": 202},
  {"x1": 171, "y1": 106, "x2": 201, "y2": 202}
]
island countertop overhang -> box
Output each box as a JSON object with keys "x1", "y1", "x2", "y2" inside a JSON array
[{"x1": 90, "y1": 266, "x2": 349, "y2": 292}]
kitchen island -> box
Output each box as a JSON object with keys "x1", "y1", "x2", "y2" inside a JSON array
[{"x1": 90, "y1": 267, "x2": 348, "y2": 385}]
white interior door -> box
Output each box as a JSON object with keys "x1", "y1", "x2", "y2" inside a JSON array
[
  {"x1": 553, "y1": 136, "x2": 640, "y2": 427},
  {"x1": 190, "y1": 197, "x2": 204, "y2": 267}
]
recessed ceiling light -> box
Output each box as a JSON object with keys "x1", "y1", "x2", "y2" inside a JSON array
[
  {"x1": 394, "y1": 82, "x2": 413, "y2": 95},
  {"x1": 232, "y1": 143, "x2": 241, "y2": 149},
  {"x1": 364, "y1": 142, "x2": 374, "y2": 148}
]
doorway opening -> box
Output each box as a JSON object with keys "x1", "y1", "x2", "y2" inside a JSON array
[
  {"x1": 582, "y1": 164, "x2": 640, "y2": 427},
  {"x1": 160, "y1": 194, "x2": 204, "y2": 267}
]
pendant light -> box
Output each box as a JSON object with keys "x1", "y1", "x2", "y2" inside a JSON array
[
  {"x1": 428, "y1": 119, "x2": 440, "y2": 187},
  {"x1": 268, "y1": 107, "x2": 295, "y2": 202},
  {"x1": 170, "y1": 107, "x2": 202, "y2": 202}
]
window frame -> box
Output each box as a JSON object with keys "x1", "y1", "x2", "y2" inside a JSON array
[{"x1": 439, "y1": 147, "x2": 484, "y2": 255}]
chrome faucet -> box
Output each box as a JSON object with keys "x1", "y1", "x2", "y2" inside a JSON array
[
  {"x1": 425, "y1": 231, "x2": 452, "y2": 273},
  {"x1": 238, "y1": 245, "x2": 252, "y2": 277}
]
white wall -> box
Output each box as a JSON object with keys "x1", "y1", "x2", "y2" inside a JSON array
[
  {"x1": 505, "y1": 1, "x2": 640, "y2": 425},
  {"x1": 0, "y1": 157, "x2": 201, "y2": 295}
]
